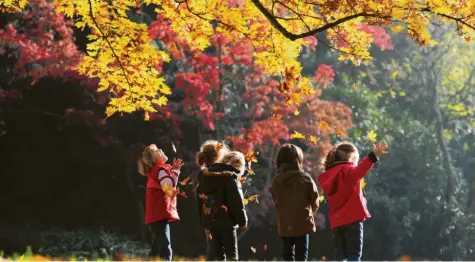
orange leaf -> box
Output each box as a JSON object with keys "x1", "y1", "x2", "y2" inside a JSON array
[
  {"x1": 336, "y1": 129, "x2": 346, "y2": 137},
  {"x1": 245, "y1": 151, "x2": 258, "y2": 163},
  {"x1": 322, "y1": 256, "x2": 327, "y2": 261},
  {"x1": 199, "y1": 193, "x2": 208, "y2": 200},
  {"x1": 250, "y1": 246, "x2": 257, "y2": 253},
  {"x1": 209, "y1": 232, "x2": 213, "y2": 240},
  {"x1": 179, "y1": 176, "x2": 191, "y2": 186},
  {"x1": 263, "y1": 243, "x2": 268, "y2": 252},
  {"x1": 192, "y1": 182, "x2": 200, "y2": 192},
  {"x1": 293, "y1": 109, "x2": 300, "y2": 115},
  {"x1": 246, "y1": 167, "x2": 255, "y2": 175},
  {"x1": 221, "y1": 205, "x2": 228, "y2": 212},
  {"x1": 319, "y1": 121, "x2": 329, "y2": 131}
]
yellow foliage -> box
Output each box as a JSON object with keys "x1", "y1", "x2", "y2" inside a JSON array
[
  {"x1": 5, "y1": 0, "x2": 475, "y2": 116},
  {"x1": 367, "y1": 130, "x2": 378, "y2": 142}
]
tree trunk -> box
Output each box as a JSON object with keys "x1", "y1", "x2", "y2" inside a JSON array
[{"x1": 431, "y1": 78, "x2": 456, "y2": 205}]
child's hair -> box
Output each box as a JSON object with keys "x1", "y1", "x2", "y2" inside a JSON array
[
  {"x1": 137, "y1": 145, "x2": 157, "y2": 176},
  {"x1": 323, "y1": 141, "x2": 360, "y2": 171},
  {"x1": 196, "y1": 140, "x2": 229, "y2": 167},
  {"x1": 275, "y1": 143, "x2": 304, "y2": 170},
  {"x1": 221, "y1": 151, "x2": 246, "y2": 175}
]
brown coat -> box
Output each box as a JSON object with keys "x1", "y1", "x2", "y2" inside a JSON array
[{"x1": 271, "y1": 164, "x2": 320, "y2": 237}]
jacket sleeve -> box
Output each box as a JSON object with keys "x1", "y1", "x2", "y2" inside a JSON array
[
  {"x1": 226, "y1": 178, "x2": 248, "y2": 227},
  {"x1": 346, "y1": 151, "x2": 379, "y2": 184},
  {"x1": 307, "y1": 177, "x2": 320, "y2": 203}
]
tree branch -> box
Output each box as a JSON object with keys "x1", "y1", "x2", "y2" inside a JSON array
[
  {"x1": 249, "y1": 0, "x2": 387, "y2": 40},
  {"x1": 87, "y1": 0, "x2": 132, "y2": 89}
]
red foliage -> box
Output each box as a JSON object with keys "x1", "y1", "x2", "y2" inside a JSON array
[
  {"x1": 0, "y1": 0, "x2": 82, "y2": 80},
  {"x1": 359, "y1": 24, "x2": 393, "y2": 50},
  {"x1": 313, "y1": 64, "x2": 335, "y2": 89}
]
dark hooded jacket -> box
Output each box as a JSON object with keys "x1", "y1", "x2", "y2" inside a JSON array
[
  {"x1": 271, "y1": 163, "x2": 320, "y2": 237},
  {"x1": 197, "y1": 163, "x2": 248, "y2": 230}
]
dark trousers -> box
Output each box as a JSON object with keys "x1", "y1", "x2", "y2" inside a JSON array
[
  {"x1": 206, "y1": 228, "x2": 238, "y2": 261},
  {"x1": 282, "y1": 234, "x2": 309, "y2": 261},
  {"x1": 148, "y1": 220, "x2": 172, "y2": 261},
  {"x1": 332, "y1": 221, "x2": 363, "y2": 261}
]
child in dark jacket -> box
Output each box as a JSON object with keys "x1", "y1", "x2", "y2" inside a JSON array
[
  {"x1": 318, "y1": 141, "x2": 388, "y2": 261},
  {"x1": 197, "y1": 151, "x2": 248, "y2": 261},
  {"x1": 271, "y1": 143, "x2": 320, "y2": 261},
  {"x1": 195, "y1": 140, "x2": 230, "y2": 259}
]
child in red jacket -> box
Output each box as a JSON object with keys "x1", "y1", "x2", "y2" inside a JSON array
[
  {"x1": 137, "y1": 144, "x2": 184, "y2": 262},
  {"x1": 318, "y1": 141, "x2": 388, "y2": 261}
]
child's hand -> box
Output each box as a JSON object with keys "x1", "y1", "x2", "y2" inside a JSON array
[
  {"x1": 372, "y1": 142, "x2": 388, "y2": 157},
  {"x1": 171, "y1": 158, "x2": 184, "y2": 171}
]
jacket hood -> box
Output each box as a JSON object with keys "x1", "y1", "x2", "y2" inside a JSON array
[
  {"x1": 273, "y1": 163, "x2": 304, "y2": 183},
  {"x1": 203, "y1": 163, "x2": 241, "y2": 178},
  {"x1": 318, "y1": 162, "x2": 353, "y2": 196}
]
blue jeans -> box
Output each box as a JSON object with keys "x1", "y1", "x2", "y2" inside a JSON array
[
  {"x1": 332, "y1": 221, "x2": 363, "y2": 261},
  {"x1": 149, "y1": 220, "x2": 172, "y2": 261},
  {"x1": 282, "y1": 234, "x2": 309, "y2": 261}
]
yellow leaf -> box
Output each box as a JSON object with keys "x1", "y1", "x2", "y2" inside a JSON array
[
  {"x1": 294, "y1": 109, "x2": 300, "y2": 115},
  {"x1": 309, "y1": 135, "x2": 318, "y2": 145},
  {"x1": 352, "y1": 83, "x2": 357, "y2": 89},
  {"x1": 361, "y1": 178, "x2": 366, "y2": 189},
  {"x1": 290, "y1": 131, "x2": 305, "y2": 139},
  {"x1": 367, "y1": 130, "x2": 377, "y2": 142},
  {"x1": 390, "y1": 25, "x2": 405, "y2": 33},
  {"x1": 318, "y1": 195, "x2": 325, "y2": 203},
  {"x1": 392, "y1": 72, "x2": 399, "y2": 79}
]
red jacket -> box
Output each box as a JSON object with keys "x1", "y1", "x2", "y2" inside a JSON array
[
  {"x1": 317, "y1": 153, "x2": 378, "y2": 229},
  {"x1": 145, "y1": 162, "x2": 180, "y2": 224}
]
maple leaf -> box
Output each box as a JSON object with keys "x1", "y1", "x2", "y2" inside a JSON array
[
  {"x1": 243, "y1": 195, "x2": 260, "y2": 205},
  {"x1": 245, "y1": 151, "x2": 258, "y2": 163},
  {"x1": 290, "y1": 131, "x2": 305, "y2": 139},
  {"x1": 352, "y1": 83, "x2": 357, "y2": 89},
  {"x1": 246, "y1": 167, "x2": 255, "y2": 175},
  {"x1": 221, "y1": 205, "x2": 228, "y2": 212},
  {"x1": 263, "y1": 243, "x2": 268, "y2": 252},
  {"x1": 293, "y1": 109, "x2": 300, "y2": 115},
  {"x1": 367, "y1": 130, "x2": 378, "y2": 142},
  {"x1": 250, "y1": 247, "x2": 257, "y2": 253},
  {"x1": 238, "y1": 176, "x2": 246, "y2": 184},
  {"x1": 361, "y1": 178, "x2": 367, "y2": 189},
  {"x1": 318, "y1": 195, "x2": 325, "y2": 203},
  {"x1": 336, "y1": 129, "x2": 346, "y2": 137},
  {"x1": 309, "y1": 135, "x2": 318, "y2": 145},
  {"x1": 319, "y1": 121, "x2": 329, "y2": 132},
  {"x1": 199, "y1": 193, "x2": 208, "y2": 200},
  {"x1": 192, "y1": 182, "x2": 199, "y2": 192},
  {"x1": 322, "y1": 256, "x2": 327, "y2": 261},
  {"x1": 179, "y1": 176, "x2": 191, "y2": 186}
]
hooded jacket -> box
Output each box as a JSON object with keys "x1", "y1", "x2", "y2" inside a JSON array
[
  {"x1": 317, "y1": 152, "x2": 378, "y2": 229},
  {"x1": 197, "y1": 163, "x2": 248, "y2": 230},
  {"x1": 271, "y1": 163, "x2": 320, "y2": 237}
]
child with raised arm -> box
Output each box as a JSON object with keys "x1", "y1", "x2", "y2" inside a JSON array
[
  {"x1": 271, "y1": 143, "x2": 320, "y2": 261},
  {"x1": 318, "y1": 141, "x2": 388, "y2": 261},
  {"x1": 198, "y1": 151, "x2": 248, "y2": 261},
  {"x1": 137, "y1": 144, "x2": 184, "y2": 262}
]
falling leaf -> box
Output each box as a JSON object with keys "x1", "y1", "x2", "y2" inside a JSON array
[
  {"x1": 247, "y1": 167, "x2": 255, "y2": 175},
  {"x1": 263, "y1": 243, "x2": 268, "y2": 252},
  {"x1": 243, "y1": 195, "x2": 260, "y2": 205},
  {"x1": 361, "y1": 178, "x2": 366, "y2": 189},
  {"x1": 318, "y1": 195, "x2": 325, "y2": 203},
  {"x1": 179, "y1": 176, "x2": 191, "y2": 186},
  {"x1": 309, "y1": 135, "x2": 318, "y2": 145},
  {"x1": 322, "y1": 256, "x2": 327, "y2": 261},
  {"x1": 171, "y1": 141, "x2": 176, "y2": 152},
  {"x1": 336, "y1": 129, "x2": 346, "y2": 137},
  {"x1": 221, "y1": 205, "x2": 228, "y2": 212},
  {"x1": 238, "y1": 176, "x2": 246, "y2": 184},
  {"x1": 199, "y1": 193, "x2": 208, "y2": 200},
  {"x1": 293, "y1": 109, "x2": 300, "y2": 115},
  {"x1": 319, "y1": 121, "x2": 329, "y2": 131},
  {"x1": 351, "y1": 83, "x2": 357, "y2": 89},
  {"x1": 290, "y1": 131, "x2": 305, "y2": 139},
  {"x1": 392, "y1": 72, "x2": 399, "y2": 79},
  {"x1": 245, "y1": 151, "x2": 258, "y2": 163},
  {"x1": 178, "y1": 190, "x2": 188, "y2": 198},
  {"x1": 390, "y1": 25, "x2": 405, "y2": 33},
  {"x1": 250, "y1": 247, "x2": 257, "y2": 253},
  {"x1": 367, "y1": 130, "x2": 377, "y2": 142},
  {"x1": 209, "y1": 232, "x2": 213, "y2": 240},
  {"x1": 192, "y1": 182, "x2": 200, "y2": 192},
  {"x1": 399, "y1": 255, "x2": 411, "y2": 261}
]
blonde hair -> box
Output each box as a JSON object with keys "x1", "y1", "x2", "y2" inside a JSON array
[
  {"x1": 196, "y1": 140, "x2": 230, "y2": 167},
  {"x1": 323, "y1": 141, "x2": 359, "y2": 171},
  {"x1": 137, "y1": 145, "x2": 158, "y2": 176},
  {"x1": 221, "y1": 151, "x2": 246, "y2": 176}
]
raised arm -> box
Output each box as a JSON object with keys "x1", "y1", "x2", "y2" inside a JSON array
[{"x1": 158, "y1": 169, "x2": 179, "y2": 198}]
